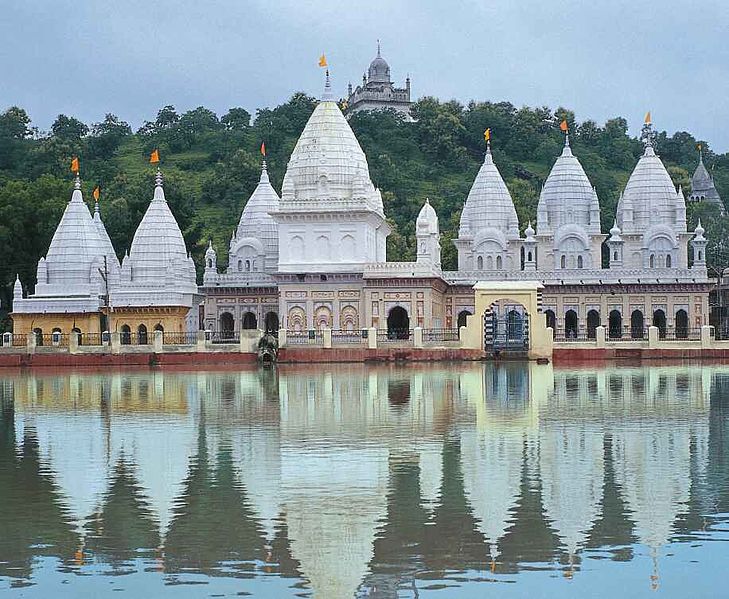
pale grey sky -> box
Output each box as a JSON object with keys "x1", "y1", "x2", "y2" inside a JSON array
[{"x1": 2, "y1": 0, "x2": 728, "y2": 149}]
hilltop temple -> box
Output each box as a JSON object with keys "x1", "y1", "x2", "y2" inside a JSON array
[
  {"x1": 11, "y1": 69, "x2": 713, "y2": 345},
  {"x1": 688, "y1": 149, "x2": 724, "y2": 214},
  {"x1": 345, "y1": 43, "x2": 413, "y2": 121}
]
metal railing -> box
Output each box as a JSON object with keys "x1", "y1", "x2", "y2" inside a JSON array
[
  {"x1": 331, "y1": 330, "x2": 366, "y2": 345},
  {"x1": 162, "y1": 331, "x2": 197, "y2": 345},
  {"x1": 286, "y1": 330, "x2": 324, "y2": 345},
  {"x1": 207, "y1": 331, "x2": 239, "y2": 344},
  {"x1": 422, "y1": 328, "x2": 460, "y2": 343},
  {"x1": 377, "y1": 329, "x2": 412, "y2": 343}
]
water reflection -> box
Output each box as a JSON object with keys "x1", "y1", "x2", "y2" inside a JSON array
[{"x1": 0, "y1": 363, "x2": 728, "y2": 598}]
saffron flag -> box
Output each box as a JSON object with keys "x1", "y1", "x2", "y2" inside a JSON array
[
  {"x1": 698, "y1": 143, "x2": 702, "y2": 151},
  {"x1": 644, "y1": 111, "x2": 651, "y2": 124},
  {"x1": 150, "y1": 149, "x2": 160, "y2": 164},
  {"x1": 71, "y1": 157, "x2": 79, "y2": 173},
  {"x1": 559, "y1": 120, "x2": 568, "y2": 132},
  {"x1": 318, "y1": 54, "x2": 328, "y2": 68},
  {"x1": 93, "y1": 186, "x2": 100, "y2": 201},
  {"x1": 484, "y1": 128, "x2": 491, "y2": 142},
  {"x1": 260, "y1": 142, "x2": 266, "y2": 157}
]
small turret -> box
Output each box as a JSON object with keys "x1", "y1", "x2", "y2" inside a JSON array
[
  {"x1": 13, "y1": 275, "x2": 23, "y2": 302},
  {"x1": 205, "y1": 240, "x2": 217, "y2": 273},
  {"x1": 523, "y1": 222, "x2": 537, "y2": 271},
  {"x1": 691, "y1": 219, "x2": 707, "y2": 271},
  {"x1": 416, "y1": 199, "x2": 441, "y2": 269},
  {"x1": 607, "y1": 220, "x2": 624, "y2": 268}
]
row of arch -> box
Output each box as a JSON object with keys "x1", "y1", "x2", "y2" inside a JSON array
[
  {"x1": 119, "y1": 324, "x2": 164, "y2": 345},
  {"x1": 219, "y1": 311, "x2": 279, "y2": 336},
  {"x1": 544, "y1": 308, "x2": 690, "y2": 339}
]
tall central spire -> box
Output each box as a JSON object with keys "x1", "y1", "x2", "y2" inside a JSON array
[{"x1": 322, "y1": 69, "x2": 334, "y2": 102}]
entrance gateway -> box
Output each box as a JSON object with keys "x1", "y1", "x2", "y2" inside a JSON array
[{"x1": 460, "y1": 281, "x2": 553, "y2": 361}]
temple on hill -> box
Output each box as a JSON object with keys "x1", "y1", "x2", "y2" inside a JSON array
[
  {"x1": 10, "y1": 68, "x2": 713, "y2": 346},
  {"x1": 345, "y1": 42, "x2": 413, "y2": 121},
  {"x1": 689, "y1": 149, "x2": 724, "y2": 214}
]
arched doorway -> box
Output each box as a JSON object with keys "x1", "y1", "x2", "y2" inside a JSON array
[
  {"x1": 137, "y1": 324, "x2": 148, "y2": 345},
  {"x1": 485, "y1": 303, "x2": 529, "y2": 351},
  {"x1": 264, "y1": 311, "x2": 279, "y2": 333},
  {"x1": 652, "y1": 309, "x2": 667, "y2": 339},
  {"x1": 457, "y1": 310, "x2": 472, "y2": 329},
  {"x1": 220, "y1": 312, "x2": 235, "y2": 339},
  {"x1": 587, "y1": 310, "x2": 600, "y2": 339},
  {"x1": 675, "y1": 309, "x2": 688, "y2": 339},
  {"x1": 631, "y1": 310, "x2": 644, "y2": 339},
  {"x1": 387, "y1": 306, "x2": 410, "y2": 339},
  {"x1": 242, "y1": 312, "x2": 257, "y2": 330},
  {"x1": 507, "y1": 310, "x2": 524, "y2": 340},
  {"x1": 33, "y1": 328, "x2": 43, "y2": 347},
  {"x1": 564, "y1": 310, "x2": 578, "y2": 339},
  {"x1": 545, "y1": 310, "x2": 556, "y2": 339},
  {"x1": 609, "y1": 310, "x2": 622, "y2": 339},
  {"x1": 154, "y1": 324, "x2": 164, "y2": 333},
  {"x1": 71, "y1": 327, "x2": 82, "y2": 346},
  {"x1": 120, "y1": 325, "x2": 131, "y2": 345}
]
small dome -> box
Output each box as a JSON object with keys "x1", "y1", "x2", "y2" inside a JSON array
[
  {"x1": 205, "y1": 240, "x2": 216, "y2": 259},
  {"x1": 233, "y1": 162, "x2": 280, "y2": 261},
  {"x1": 127, "y1": 171, "x2": 197, "y2": 292},
  {"x1": 368, "y1": 43, "x2": 391, "y2": 83},
  {"x1": 417, "y1": 199, "x2": 438, "y2": 232},
  {"x1": 694, "y1": 219, "x2": 705, "y2": 239},
  {"x1": 610, "y1": 220, "x2": 622, "y2": 238},
  {"x1": 537, "y1": 139, "x2": 599, "y2": 232},
  {"x1": 459, "y1": 147, "x2": 519, "y2": 238},
  {"x1": 281, "y1": 87, "x2": 381, "y2": 214},
  {"x1": 525, "y1": 221, "x2": 535, "y2": 239},
  {"x1": 619, "y1": 144, "x2": 680, "y2": 234}
]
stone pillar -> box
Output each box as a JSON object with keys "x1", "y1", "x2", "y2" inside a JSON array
[
  {"x1": 596, "y1": 326, "x2": 606, "y2": 348},
  {"x1": 413, "y1": 327, "x2": 423, "y2": 348},
  {"x1": 26, "y1": 332, "x2": 36, "y2": 354},
  {"x1": 648, "y1": 326, "x2": 659, "y2": 348},
  {"x1": 701, "y1": 325, "x2": 714, "y2": 349},
  {"x1": 69, "y1": 331, "x2": 80, "y2": 354},
  {"x1": 153, "y1": 330, "x2": 163, "y2": 353},
  {"x1": 368, "y1": 327, "x2": 377, "y2": 350},
  {"x1": 197, "y1": 330, "x2": 206, "y2": 352},
  {"x1": 110, "y1": 332, "x2": 121, "y2": 354},
  {"x1": 323, "y1": 328, "x2": 332, "y2": 349},
  {"x1": 278, "y1": 328, "x2": 287, "y2": 348},
  {"x1": 459, "y1": 326, "x2": 466, "y2": 345}
]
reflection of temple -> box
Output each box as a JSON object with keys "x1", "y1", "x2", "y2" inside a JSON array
[{"x1": 2, "y1": 363, "x2": 728, "y2": 595}]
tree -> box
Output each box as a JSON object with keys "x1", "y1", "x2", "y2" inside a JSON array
[
  {"x1": 222, "y1": 108, "x2": 251, "y2": 131},
  {"x1": 51, "y1": 114, "x2": 88, "y2": 141},
  {"x1": 88, "y1": 113, "x2": 132, "y2": 159}
]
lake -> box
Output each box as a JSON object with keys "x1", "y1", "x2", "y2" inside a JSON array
[{"x1": 1, "y1": 362, "x2": 728, "y2": 598}]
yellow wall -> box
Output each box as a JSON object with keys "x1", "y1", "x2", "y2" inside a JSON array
[
  {"x1": 109, "y1": 307, "x2": 190, "y2": 334},
  {"x1": 11, "y1": 312, "x2": 103, "y2": 336}
]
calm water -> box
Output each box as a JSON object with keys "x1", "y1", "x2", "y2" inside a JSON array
[{"x1": 1, "y1": 362, "x2": 728, "y2": 599}]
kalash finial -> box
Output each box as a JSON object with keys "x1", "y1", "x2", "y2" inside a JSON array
[
  {"x1": 377, "y1": 39, "x2": 381, "y2": 58},
  {"x1": 319, "y1": 53, "x2": 334, "y2": 101},
  {"x1": 155, "y1": 168, "x2": 163, "y2": 188}
]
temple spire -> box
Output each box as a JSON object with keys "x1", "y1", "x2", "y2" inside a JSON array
[
  {"x1": 153, "y1": 168, "x2": 166, "y2": 202},
  {"x1": 377, "y1": 39, "x2": 381, "y2": 58},
  {"x1": 322, "y1": 69, "x2": 334, "y2": 102}
]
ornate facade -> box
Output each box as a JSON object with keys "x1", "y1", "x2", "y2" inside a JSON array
[
  {"x1": 202, "y1": 72, "x2": 711, "y2": 340},
  {"x1": 345, "y1": 43, "x2": 412, "y2": 121}
]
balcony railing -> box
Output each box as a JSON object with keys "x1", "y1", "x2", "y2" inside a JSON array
[
  {"x1": 422, "y1": 329, "x2": 460, "y2": 343},
  {"x1": 331, "y1": 330, "x2": 366, "y2": 345},
  {"x1": 377, "y1": 329, "x2": 412, "y2": 343},
  {"x1": 286, "y1": 330, "x2": 324, "y2": 345}
]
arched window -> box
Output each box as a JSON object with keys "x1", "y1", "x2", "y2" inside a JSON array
[
  {"x1": 698, "y1": 250, "x2": 703, "y2": 261},
  {"x1": 587, "y1": 310, "x2": 600, "y2": 339},
  {"x1": 577, "y1": 255, "x2": 583, "y2": 269},
  {"x1": 527, "y1": 251, "x2": 533, "y2": 262},
  {"x1": 242, "y1": 312, "x2": 257, "y2": 330},
  {"x1": 477, "y1": 255, "x2": 483, "y2": 270},
  {"x1": 154, "y1": 324, "x2": 164, "y2": 332},
  {"x1": 387, "y1": 307, "x2": 410, "y2": 340},
  {"x1": 137, "y1": 324, "x2": 148, "y2": 345},
  {"x1": 264, "y1": 312, "x2": 279, "y2": 333},
  {"x1": 675, "y1": 309, "x2": 688, "y2": 339},
  {"x1": 496, "y1": 255, "x2": 503, "y2": 270},
  {"x1": 237, "y1": 260, "x2": 242, "y2": 272},
  {"x1": 560, "y1": 255, "x2": 566, "y2": 269},
  {"x1": 649, "y1": 254, "x2": 655, "y2": 268},
  {"x1": 245, "y1": 259, "x2": 251, "y2": 272},
  {"x1": 220, "y1": 312, "x2": 235, "y2": 339},
  {"x1": 666, "y1": 254, "x2": 672, "y2": 268},
  {"x1": 631, "y1": 310, "x2": 644, "y2": 339},
  {"x1": 457, "y1": 310, "x2": 472, "y2": 329},
  {"x1": 33, "y1": 328, "x2": 43, "y2": 347},
  {"x1": 564, "y1": 310, "x2": 578, "y2": 339},
  {"x1": 609, "y1": 310, "x2": 622, "y2": 339},
  {"x1": 653, "y1": 309, "x2": 667, "y2": 338},
  {"x1": 613, "y1": 251, "x2": 618, "y2": 261},
  {"x1": 120, "y1": 325, "x2": 132, "y2": 345},
  {"x1": 207, "y1": 259, "x2": 212, "y2": 268}
]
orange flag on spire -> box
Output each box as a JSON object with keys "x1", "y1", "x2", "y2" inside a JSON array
[
  {"x1": 93, "y1": 186, "x2": 100, "y2": 201},
  {"x1": 260, "y1": 142, "x2": 266, "y2": 157},
  {"x1": 318, "y1": 54, "x2": 328, "y2": 68},
  {"x1": 644, "y1": 111, "x2": 652, "y2": 124},
  {"x1": 70, "y1": 157, "x2": 79, "y2": 173},
  {"x1": 150, "y1": 149, "x2": 160, "y2": 164},
  {"x1": 559, "y1": 120, "x2": 568, "y2": 132},
  {"x1": 484, "y1": 128, "x2": 491, "y2": 142}
]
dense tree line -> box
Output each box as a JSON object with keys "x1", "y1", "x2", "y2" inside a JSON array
[{"x1": 1, "y1": 94, "x2": 728, "y2": 329}]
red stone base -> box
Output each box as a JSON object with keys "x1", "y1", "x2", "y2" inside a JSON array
[{"x1": 553, "y1": 346, "x2": 729, "y2": 365}]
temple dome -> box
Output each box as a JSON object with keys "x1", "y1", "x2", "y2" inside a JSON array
[
  {"x1": 126, "y1": 171, "x2": 197, "y2": 292},
  {"x1": 280, "y1": 80, "x2": 382, "y2": 214},
  {"x1": 459, "y1": 147, "x2": 519, "y2": 238},
  {"x1": 232, "y1": 161, "x2": 280, "y2": 262},
  {"x1": 618, "y1": 144, "x2": 680, "y2": 234},
  {"x1": 417, "y1": 198, "x2": 438, "y2": 232},
  {"x1": 367, "y1": 44, "x2": 391, "y2": 83},
  {"x1": 537, "y1": 138, "x2": 600, "y2": 233},
  {"x1": 40, "y1": 178, "x2": 112, "y2": 292}
]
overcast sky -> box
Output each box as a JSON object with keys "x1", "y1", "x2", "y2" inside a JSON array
[{"x1": 3, "y1": 0, "x2": 728, "y2": 150}]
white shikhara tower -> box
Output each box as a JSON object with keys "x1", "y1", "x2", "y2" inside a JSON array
[
  {"x1": 536, "y1": 132, "x2": 604, "y2": 271},
  {"x1": 271, "y1": 71, "x2": 391, "y2": 273},
  {"x1": 454, "y1": 140, "x2": 521, "y2": 272},
  {"x1": 614, "y1": 122, "x2": 690, "y2": 270}
]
